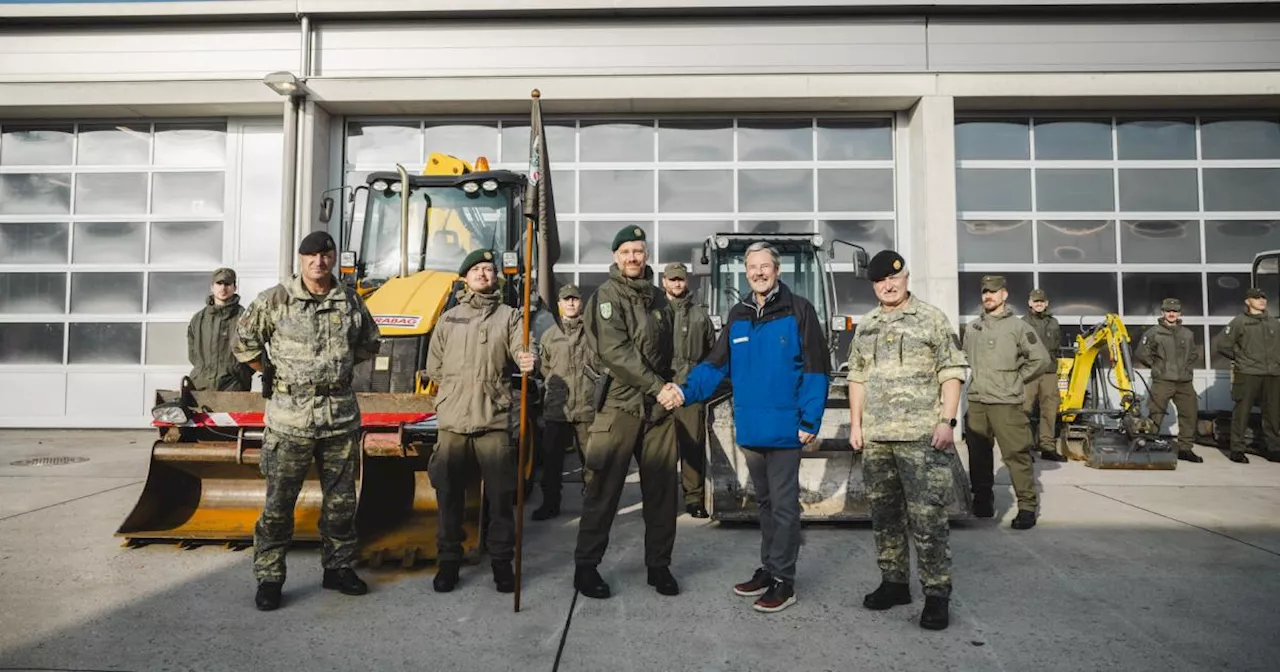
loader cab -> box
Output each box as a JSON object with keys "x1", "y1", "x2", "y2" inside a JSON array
[{"x1": 1253, "y1": 250, "x2": 1280, "y2": 310}]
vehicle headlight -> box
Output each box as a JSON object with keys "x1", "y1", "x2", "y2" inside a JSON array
[
  {"x1": 151, "y1": 400, "x2": 191, "y2": 425},
  {"x1": 481, "y1": 179, "x2": 498, "y2": 192},
  {"x1": 462, "y1": 181, "x2": 480, "y2": 194},
  {"x1": 389, "y1": 181, "x2": 403, "y2": 193},
  {"x1": 715, "y1": 236, "x2": 729, "y2": 249},
  {"x1": 812, "y1": 234, "x2": 824, "y2": 248},
  {"x1": 372, "y1": 180, "x2": 388, "y2": 192}
]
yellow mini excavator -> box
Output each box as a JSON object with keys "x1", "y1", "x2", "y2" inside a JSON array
[
  {"x1": 117, "y1": 153, "x2": 551, "y2": 567},
  {"x1": 1055, "y1": 313, "x2": 1176, "y2": 469}
]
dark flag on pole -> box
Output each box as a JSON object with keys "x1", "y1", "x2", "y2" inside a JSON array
[{"x1": 523, "y1": 89, "x2": 561, "y2": 310}]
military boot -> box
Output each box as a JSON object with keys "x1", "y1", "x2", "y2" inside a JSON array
[
  {"x1": 433, "y1": 561, "x2": 461, "y2": 593},
  {"x1": 1038, "y1": 449, "x2": 1067, "y2": 463},
  {"x1": 574, "y1": 565, "x2": 611, "y2": 599},
  {"x1": 531, "y1": 500, "x2": 560, "y2": 521},
  {"x1": 919, "y1": 596, "x2": 950, "y2": 631},
  {"x1": 255, "y1": 581, "x2": 283, "y2": 611},
  {"x1": 1265, "y1": 450, "x2": 1280, "y2": 463},
  {"x1": 1011, "y1": 509, "x2": 1037, "y2": 530},
  {"x1": 1177, "y1": 449, "x2": 1204, "y2": 463},
  {"x1": 972, "y1": 498, "x2": 995, "y2": 518},
  {"x1": 322, "y1": 568, "x2": 368, "y2": 596},
  {"x1": 492, "y1": 561, "x2": 515, "y2": 593},
  {"x1": 863, "y1": 581, "x2": 912, "y2": 610},
  {"x1": 1229, "y1": 451, "x2": 1250, "y2": 464},
  {"x1": 647, "y1": 567, "x2": 680, "y2": 596}
]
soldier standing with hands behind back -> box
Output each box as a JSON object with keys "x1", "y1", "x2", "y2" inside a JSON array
[
  {"x1": 188, "y1": 267, "x2": 254, "y2": 392},
  {"x1": 664, "y1": 262, "x2": 715, "y2": 519},
  {"x1": 1215, "y1": 287, "x2": 1280, "y2": 463},
  {"x1": 963, "y1": 275, "x2": 1050, "y2": 531},
  {"x1": 1022, "y1": 289, "x2": 1066, "y2": 462},
  {"x1": 532, "y1": 284, "x2": 594, "y2": 521},
  {"x1": 234, "y1": 231, "x2": 381, "y2": 612},
  {"x1": 1136, "y1": 298, "x2": 1204, "y2": 463}
]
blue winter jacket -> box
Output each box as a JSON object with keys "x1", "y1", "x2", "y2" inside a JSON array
[{"x1": 680, "y1": 282, "x2": 829, "y2": 449}]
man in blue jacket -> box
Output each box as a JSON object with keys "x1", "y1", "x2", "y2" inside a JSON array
[{"x1": 671, "y1": 241, "x2": 829, "y2": 613}]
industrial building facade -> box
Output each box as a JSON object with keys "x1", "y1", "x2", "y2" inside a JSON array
[{"x1": 1, "y1": 0, "x2": 1278, "y2": 427}]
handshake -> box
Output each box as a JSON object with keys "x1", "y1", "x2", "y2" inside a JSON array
[{"x1": 657, "y1": 382, "x2": 685, "y2": 411}]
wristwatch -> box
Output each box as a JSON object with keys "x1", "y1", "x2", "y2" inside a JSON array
[{"x1": 939, "y1": 417, "x2": 957, "y2": 428}]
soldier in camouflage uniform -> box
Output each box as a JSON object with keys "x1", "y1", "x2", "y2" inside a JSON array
[
  {"x1": 847, "y1": 250, "x2": 968, "y2": 632},
  {"x1": 532, "y1": 283, "x2": 594, "y2": 521},
  {"x1": 1135, "y1": 298, "x2": 1204, "y2": 463},
  {"x1": 963, "y1": 275, "x2": 1050, "y2": 531},
  {"x1": 425, "y1": 249, "x2": 536, "y2": 594},
  {"x1": 233, "y1": 231, "x2": 381, "y2": 612},
  {"x1": 664, "y1": 262, "x2": 716, "y2": 519}
]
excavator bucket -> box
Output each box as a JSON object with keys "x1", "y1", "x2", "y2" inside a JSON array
[
  {"x1": 116, "y1": 390, "x2": 481, "y2": 565},
  {"x1": 704, "y1": 386, "x2": 974, "y2": 523}
]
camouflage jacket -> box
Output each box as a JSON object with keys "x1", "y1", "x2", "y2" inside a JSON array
[
  {"x1": 1215, "y1": 311, "x2": 1280, "y2": 376},
  {"x1": 963, "y1": 308, "x2": 1051, "y2": 405},
  {"x1": 847, "y1": 295, "x2": 969, "y2": 442},
  {"x1": 583, "y1": 264, "x2": 675, "y2": 421},
  {"x1": 233, "y1": 275, "x2": 381, "y2": 438},
  {"x1": 425, "y1": 289, "x2": 525, "y2": 434},
  {"x1": 1136, "y1": 319, "x2": 1200, "y2": 383},
  {"x1": 669, "y1": 294, "x2": 715, "y2": 385},
  {"x1": 540, "y1": 316, "x2": 595, "y2": 424},
  {"x1": 187, "y1": 295, "x2": 253, "y2": 391}
]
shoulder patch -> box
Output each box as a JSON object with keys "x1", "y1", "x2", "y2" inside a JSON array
[
  {"x1": 1027, "y1": 332, "x2": 1038, "y2": 345},
  {"x1": 599, "y1": 301, "x2": 613, "y2": 320}
]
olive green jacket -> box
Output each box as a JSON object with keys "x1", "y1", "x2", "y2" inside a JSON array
[
  {"x1": 426, "y1": 289, "x2": 527, "y2": 435},
  {"x1": 1021, "y1": 311, "x2": 1062, "y2": 357},
  {"x1": 669, "y1": 294, "x2": 715, "y2": 385},
  {"x1": 1136, "y1": 319, "x2": 1200, "y2": 383},
  {"x1": 1215, "y1": 311, "x2": 1280, "y2": 376},
  {"x1": 540, "y1": 316, "x2": 595, "y2": 424},
  {"x1": 188, "y1": 295, "x2": 253, "y2": 391},
  {"x1": 963, "y1": 308, "x2": 1052, "y2": 405},
  {"x1": 583, "y1": 264, "x2": 675, "y2": 420}
]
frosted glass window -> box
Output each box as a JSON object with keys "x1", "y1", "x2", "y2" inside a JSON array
[
  {"x1": 75, "y1": 173, "x2": 147, "y2": 215},
  {"x1": 1036, "y1": 169, "x2": 1114, "y2": 212},
  {"x1": 579, "y1": 171, "x2": 652, "y2": 213},
  {"x1": 0, "y1": 273, "x2": 66, "y2": 314},
  {"x1": 68, "y1": 322, "x2": 141, "y2": 364},
  {"x1": 77, "y1": 124, "x2": 149, "y2": 165},
  {"x1": 1037, "y1": 220, "x2": 1116, "y2": 264},
  {"x1": 956, "y1": 169, "x2": 1031, "y2": 212},
  {"x1": 0, "y1": 174, "x2": 71, "y2": 215},
  {"x1": 1207, "y1": 273, "x2": 1251, "y2": 316},
  {"x1": 154, "y1": 123, "x2": 226, "y2": 166},
  {"x1": 819, "y1": 220, "x2": 895, "y2": 258},
  {"x1": 145, "y1": 322, "x2": 189, "y2": 365},
  {"x1": 658, "y1": 121, "x2": 732, "y2": 162},
  {"x1": 551, "y1": 170, "x2": 575, "y2": 214},
  {"x1": 347, "y1": 122, "x2": 421, "y2": 165},
  {"x1": 832, "y1": 270, "x2": 878, "y2": 317},
  {"x1": 556, "y1": 220, "x2": 578, "y2": 264},
  {"x1": 1122, "y1": 273, "x2": 1204, "y2": 316},
  {"x1": 1203, "y1": 169, "x2": 1280, "y2": 211},
  {"x1": 148, "y1": 272, "x2": 209, "y2": 313},
  {"x1": 1201, "y1": 118, "x2": 1280, "y2": 160},
  {"x1": 740, "y1": 220, "x2": 813, "y2": 235},
  {"x1": 72, "y1": 222, "x2": 144, "y2": 264},
  {"x1": 0, "y1": 222, "x2": 68, "y2": 263},
  {"x1": 1034, "y1": 119, "x2": 1112, "y2": 160},
  {"x1": 500, "y1": 122, "x2": 575, "y2": 164},
  {"x1": 1, "y1": 126, "x2": 73, "y2": 165},
  {"x1": 818, "y1": 169, "x2": 894, "y2": 212},
  {"x1": 955, "y1": 120, "x2": 1029, "y2": 160},
  {"x1": 150, "y1": 221, "x2": 223, "y2": 263},
  {"x1": 580, "y1": 122, "x2": 653, "y2": 162},
  {"x1": 1120, "y1": 220, "x2": 1201, "y2": 264},
  {"x1": 1036, "y1": 273, "x2": 1119, "y2": 315},
  {"x1": 738, "y1": 121, "x2": 812, "y2": 161},
  {"x1": 1118, "y1": 169, "x2": 1199, "y2": 212},
  {"x1": 817, "y1": 119, "x2": 892, "y2": 161},
  {"x1": 657, "y1": 220, "x2": 730, "y2": 266},
  {"x1": 738, "y1": 170, "x2": 813, "y2": 212},
  {"x1": 579, "y1": 221, "x2": 651, "y2": 264},
  {"x1": 0, "y1": 323, "x2": 64, "y2": 363},
  {"x1": 658, "y1": 170, "x2": 732, "y2": 212},
  {"x1": 423, "y1": 124, "x2": 498, "y2": 164},
  {"x1": 1116, "y1": 119, "x2": 1195, "y2": 160},
  {"x1": 71, "y1": 272, "x2": 142, "y2": 314},
  {"x1": 1205, "y1": 220, "x2": 1280, "y2": 264},
  {"x1": 957, "y1": 220, "x2": 1033, "y2": 264},
  {"x1": 958, "y1": 272, "x2": 1035, "y2": 315},
  {"x1": 152, "y1": 172, "x2": 224, "y2": 217}
]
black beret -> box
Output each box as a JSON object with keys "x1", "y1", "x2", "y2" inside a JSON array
[
  {"x1": 866, "y1": 250, "x2": 906, "y2": 282},
  {"x1": 297, "y1": 230, "x2": 335, "y2": 255},
  {"x1": 459, "y1": 248, "x2": 497, "y2": 276},
  {"x1": 611, "y1": 225, "x2": 648, "y2": 252}
]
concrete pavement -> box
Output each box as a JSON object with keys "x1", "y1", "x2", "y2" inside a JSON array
[{"x1": 0, "y1": 429, "x2": 1278, "y2": 672}]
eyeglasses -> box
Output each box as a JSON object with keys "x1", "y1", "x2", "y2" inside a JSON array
[{"x1": 214, "y1": 281, "x2": 234, "y2": 286}]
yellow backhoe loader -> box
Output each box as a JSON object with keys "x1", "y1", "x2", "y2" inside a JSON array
[
  {"x1": 690, "y1": 233, "x2": 974, "y2": 521},
  {"x1": 117, "y1": 153, "x2": 550, "y2": 567}
]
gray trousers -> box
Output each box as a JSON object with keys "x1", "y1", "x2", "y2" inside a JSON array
[
  {"x1": 743, "y1": 447, "x2": 802, "y2": 584},
  {"x1": 429, "y1": 429, "x2": 516, "y2": 563}
]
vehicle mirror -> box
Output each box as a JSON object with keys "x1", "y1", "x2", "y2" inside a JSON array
[{"x1": 319, "y1": 196, "x2": 334, "y2": 223}]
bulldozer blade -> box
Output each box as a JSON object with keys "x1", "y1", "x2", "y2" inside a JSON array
[{"x1": 704, "y1": 393, "x2": 974, "y2": 523}]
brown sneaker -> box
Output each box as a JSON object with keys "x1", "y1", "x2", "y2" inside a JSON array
[{"x1": 733, "y1": 567, "x2": 772, "y2": 597}]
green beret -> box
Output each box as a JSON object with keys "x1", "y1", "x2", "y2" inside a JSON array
[
  {"x1": 611, "y1": 225, "x2": 648, "y2": 252},
  {"x1": 459, "y1": 249, "x2": 496, "y2": 276}
]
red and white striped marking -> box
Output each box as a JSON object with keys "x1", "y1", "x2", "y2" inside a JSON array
[{"x1": 156, "y1": 412, "x2": 436, "y2": 429}]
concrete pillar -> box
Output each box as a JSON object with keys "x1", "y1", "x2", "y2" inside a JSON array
[
  {"x1": 902, "y1": 95, "x2": 960, "y2": 325},
  {"x1": 297, "y1": 99, "x2": 332, "y2": 238}
]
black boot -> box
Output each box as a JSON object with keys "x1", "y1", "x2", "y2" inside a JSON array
[
  {"x1": 574, "y1": 565, "x2": 611, "y2": 599},
  {"x1": 685, "y1": 503, "x2": 709, "y2": 519},
  {"x1": 1011, "y1": 509, "x2": 1037, "y2": 530},
  {"x1": 972, "y1": 498, "x2": 994, "y2": 518},
  {"x1": 1266, "y1": 450, "x2": 1280, "y2": 463},
  {"x1": 433, "y1": 561, "x2": 461, "y2": 593},
  {"x1": 919, "y1": 596, "x2": 950, "y2": 631},
  {"x1": 647, "y1": 567, "x2": 680, "y2": 596},
  {"x1": 532, "y1": 501, "x2": 560, "y2": 521},
  {"x1": 1038, "y1": 449, "x2": 1067, "y2": 463},
  {"x1": 1178, "y1": 449, "x2": 1204, "y2": 463},
  {"x1": 322, "y1": 568, "x2": 368, "y2": 596},
  {"x1": 1229, "y1": 451, "x2": 1250, "y2": 464},
  {"x1": 863, "y1": 581, "x2": 911, "y2": 610},
  {"x1": 492, "y1": 561, "x2": 515, "y2": 593},
  {"x1": 255, "y1": 581, "x2": 283, "y2": 611}
]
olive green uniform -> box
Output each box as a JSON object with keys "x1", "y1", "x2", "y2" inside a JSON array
[
  {"x1": 1215, "y1": 310, "x2": 1280, "y2": 454},
  {"x1": 1136, "y1": 319, "x2": 1201, "y2": 450},
  {"x1": 233, "y1": 275, "x2": 381, "y2": 583},
  {"x1": 669, "y1": 294, "x2": 715, "y2": 507},
  {"x1": 188, "y1": 294, "x2": 254, "y2": 391},
  {"x1": 425, "y1": 289, "x2": 526, "y2": 563},
  {"x1": 539, "y1": 315, "x2": 595, "y2": 507},
  {"x1": 575, "y1": 264, "x2": 679, "y2": 570},
  {"x1": 1021, "y1": 311, "x2": 1062, "y2": 454},
  {"x1": 962, "y1": 308, "x2": 1051, "y2": 513}
]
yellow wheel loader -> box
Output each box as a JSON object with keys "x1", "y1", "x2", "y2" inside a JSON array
[
  {"x1": 117, "y1": 154, "x2": 548, "y2": 567},
  {"x1": 689, "y1": 233, "x2": 975, "y2": 522}
]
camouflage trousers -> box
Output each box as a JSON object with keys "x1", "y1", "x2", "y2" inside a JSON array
[
  {"x1": 862, "y1": 439, "x2": 954, "y2": 598},
  {"x1": 253, "y1": 428, "x2": 359, "y2": 583}
]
